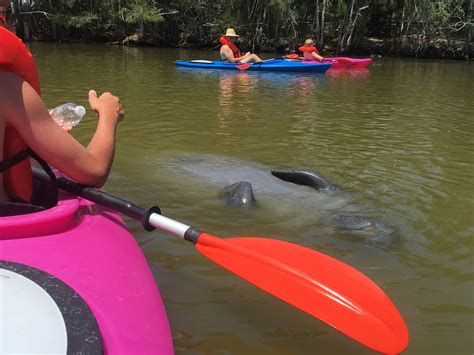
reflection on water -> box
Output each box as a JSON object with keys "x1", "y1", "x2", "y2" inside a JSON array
[
  {"x1": 217, "y1": 72, "x2": 258, "y2": 125},
  {"x1": 327, "y1": 68, "x2": 370, "y2": 79},
  {"x1": 31, "y1": 43, "x2": 474, "y2": 355}
]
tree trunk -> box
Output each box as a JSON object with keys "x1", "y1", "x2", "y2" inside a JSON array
[
  {"x1": 52, "y1": 21, "x2": 57, "y2": 40},
  {"x1": 23, "y1": 21, "x2": 30, "y2": 41},
  {"x1": 320, "y1": 0, "x2": 326, "y2": 47},
  {"x1": 466, "y1": 0, "x2": 473, "y2": 59}
]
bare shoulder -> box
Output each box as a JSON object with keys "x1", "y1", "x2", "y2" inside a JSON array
[{"x1": 0, "y1": 71, "x2": 48, "y2": 129}]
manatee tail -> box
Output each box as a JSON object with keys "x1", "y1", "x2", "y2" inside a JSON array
[{"x1": 271, "y1": 169, "x2": 338, "y2": 192}]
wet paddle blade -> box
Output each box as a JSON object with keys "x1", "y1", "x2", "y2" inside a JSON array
[
  {"x1": 325, "y1": 58, "x2": 353, "y2": 67},
  {"x1": 336, "y1": 58, "x2": 353, "y2": 66},
  {"x1": 236, "y1": 63, "x2": 250, "y2": 70},
  {"x1": 196, "y1": 233, "x2": 409, "y2": 354}
]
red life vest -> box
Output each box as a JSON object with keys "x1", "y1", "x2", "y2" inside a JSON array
[
  {"x1": 298, "y1": 46, "x2": 319, "y2": 54},
  {"x1": 0, "y1": 25, "x2": 39, "y2": 202},
  {"x1": 219, "y1": 36, "x2": 241, "y2": 58}
]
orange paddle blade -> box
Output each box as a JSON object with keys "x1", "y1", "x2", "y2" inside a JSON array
[
  {"x1": 285, "y1": 54, "x2": 300, "y2": 60},
  {"x1": 196, "y1": 233, "x2": 409, "y2": 354},
  {"x1": 236, "y1": 63, "x2": 250, "y2": 70}
]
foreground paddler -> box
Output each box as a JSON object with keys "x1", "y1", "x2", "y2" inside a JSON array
[
  {"x1": 0, "y1": 0, "x2": 124, "y2": 208},
  {"x1": 0, "y1": 5, "x2": 174, "y2": 354}
]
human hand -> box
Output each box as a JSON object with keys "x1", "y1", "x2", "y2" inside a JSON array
[{"x1": 88, "y1": 90, "x2": 124, "y2": 123}]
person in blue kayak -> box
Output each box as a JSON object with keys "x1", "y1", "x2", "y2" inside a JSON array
[
  {"x1": 219, "y1": 28, "x2": 262, "y2": 64},
  {"x1": 299, "y1": 39, "x2": 325, "y2": 61},
  {"x1": 0, "y1": 0, "x2": 124, "y2": 207}
]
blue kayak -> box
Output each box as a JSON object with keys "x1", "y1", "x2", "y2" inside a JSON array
[{"x1": 175, "y1": 59, "x2": 332, "y2": 73}]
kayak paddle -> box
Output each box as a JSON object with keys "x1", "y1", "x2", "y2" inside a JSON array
[
  {"x1": 324, "y1": 58, "x2": 353, "y2": 67},
  {"x1": 284, "y1": 53, "x2": 300, "y2": 60},
  {"x1": 236, "y1": 58, "x2": 281, "y2": 70},
  {"x1": 32, "y1": 168, "x2": 409, "y2": 354},
  {"x1": 236, "y1": 63, "x2": 251, "y2": 70}
]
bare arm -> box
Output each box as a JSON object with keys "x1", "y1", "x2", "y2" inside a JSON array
[
  {"x1": 0, "y1": 71, "x2": 123, "y2": 187},
  {"x1": 312, "y1": 51, "x2": 324, "y2": 61}
]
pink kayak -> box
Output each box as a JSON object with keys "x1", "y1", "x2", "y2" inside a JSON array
[
  {"x1": 0, "y1": 192, "x2": 174, "y2": 354},
  {"x1": 323, "y1": 57, "x2": 372, "y2": 69}
]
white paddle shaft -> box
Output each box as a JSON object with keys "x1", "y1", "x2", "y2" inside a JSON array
[{"x1": 148, "y1": 212, "x2": 190, "y2": 238}]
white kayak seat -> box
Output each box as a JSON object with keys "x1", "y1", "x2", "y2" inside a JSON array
[
  {"x1": 190, "y1": 60, "x2": 214, "y2": 64},
  {"x1": 0, "y1": 268, "x2": 68, "y2": 354},
  {"x1": 0, "y1": 261, "x2": 102, "y2": 354}
]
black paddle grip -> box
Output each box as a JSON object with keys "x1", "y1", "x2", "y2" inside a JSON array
[
  {"x1": 184, "y1": 226, "x2": 201, "y2": 244},
  {"x1": 32, "y1": 168, "x2": 161, "y2": 231}
]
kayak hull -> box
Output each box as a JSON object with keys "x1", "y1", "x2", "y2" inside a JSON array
[
  {"x1": 0, "y1": 193, "x2": 174, "y2": 354},
  {"x1": 175, "y1": 59, "x2": 332, "y2": 73}
]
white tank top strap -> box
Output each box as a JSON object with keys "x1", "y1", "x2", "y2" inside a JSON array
[{"x1": 220, "y1": 51, "x2": 228, "y2": 61}]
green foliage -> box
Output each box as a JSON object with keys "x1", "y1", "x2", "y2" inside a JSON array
[
  {"x1": 12, "y1": 0, "x2": 472, "y2": 57},
  {"x1": 51, "y1": 14, "x2": 98, "y2": 29},
  {"x1": 119, "y1": 0, "x2": 164, "y2": 25}
]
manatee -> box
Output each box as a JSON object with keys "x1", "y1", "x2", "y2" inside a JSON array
[
  {"x1": 164, "y1": 156, "x2": 330, "y2": 198},
  {"x1": 219, "y1": 181, "x2": 256, "y2": 207},
  {"x1": 159, "y1": 155, "x2": 395, "y2": 242},
  {"x1": 271, "y1": 169, "x2": 338, "y2": 192}
]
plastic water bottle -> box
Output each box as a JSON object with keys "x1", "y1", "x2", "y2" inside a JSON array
[{"x1": 50, "y1": 103, "x2": 86, "y2": 128}]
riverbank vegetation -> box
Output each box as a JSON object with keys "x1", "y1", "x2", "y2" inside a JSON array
[{"x1": 11, "y1": 0, "x2": 473, "y2": 59}]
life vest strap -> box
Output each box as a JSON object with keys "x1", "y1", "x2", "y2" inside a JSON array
[
  {"x1": 29, "y1": 150, "x2": 58, "y2": 209},
  {"x1": 0, "y1": 148, "x2": 58, "y2": 209},
  {"x1": 0, "y1": 148, "x2": 30, "y2": 173}
]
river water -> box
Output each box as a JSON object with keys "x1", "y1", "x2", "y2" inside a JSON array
[{"x1": 32, "y1": 43, "x2": 473, "y2": 354}]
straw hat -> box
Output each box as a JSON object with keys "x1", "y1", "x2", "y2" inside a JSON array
[{"x1": 224, "y1": 28, "x2": 239, "y2": 38}]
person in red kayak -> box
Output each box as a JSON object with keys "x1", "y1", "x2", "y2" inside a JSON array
[
  {"x1": 219, "y1": 28, "x2": 262, "y2": 64},
  {"x1": 0, "y1": 0, "x2": 124, "y2": 206},
  {"x1": 299, "y1": 39, "x2": 324, "y2": 61}
]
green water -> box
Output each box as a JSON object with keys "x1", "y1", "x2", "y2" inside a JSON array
[{"x1": 32, "y1": 43, "x2": 473, "y2": 354}]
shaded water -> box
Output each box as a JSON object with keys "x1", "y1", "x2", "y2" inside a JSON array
[{"x1": 32, "y1": 43, "x2": 473, "y2": 354}]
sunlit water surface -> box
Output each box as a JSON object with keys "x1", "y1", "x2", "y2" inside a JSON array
[{"x1": 32, "y1": 43, "x2": 473, "y2": 354}]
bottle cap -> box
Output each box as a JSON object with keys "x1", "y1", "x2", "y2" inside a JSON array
[{"x1": 74, "y1": 105, "x2": 86, "y2": 118}]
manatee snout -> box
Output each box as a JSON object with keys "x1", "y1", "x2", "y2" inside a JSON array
[
  {"x1": 219, "y1": 181, "x2": 256, "y2": 207},
  {"x1": 334, "y1": 215, "x2": 394, "y2": 238}
]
